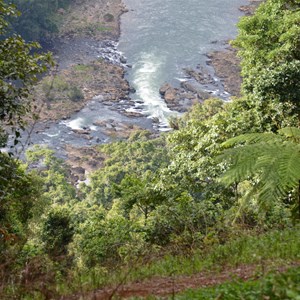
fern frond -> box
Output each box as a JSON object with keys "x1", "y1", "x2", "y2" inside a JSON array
[
  {"x1": 221, "y1": 132, "x2": 279, "y2": 148},
  {"x1": 219, "y1": 142, "x2": 280, "y2": 185},
  {"x1": 279, "y1": 127, "x2": 300, "y2": 142},
  {"x1": 218, "y1": 129, "x2": 300, "y2": 209},
  {"x1": 270, "y1": 143, "x2": 300, "y2": 195},
  {"x1": 218, "y1": 145, "x2": 260, "y2": 185}
]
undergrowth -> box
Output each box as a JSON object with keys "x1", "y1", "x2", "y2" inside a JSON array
[
  {"x1": 59, "y1": 226, "x2": 300, "y2": 297},
  {"x1": 1, "y1": 226, "x2": 299, "y2": 299},
  {"x1": 124, "y1": 225, "x2": 300, "y2": 282}
]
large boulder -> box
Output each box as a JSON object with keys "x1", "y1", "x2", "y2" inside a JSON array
[
  {"x1": 159, "y1": 83, "x2": 172, "y2": 96},
  {"x1": 164, "y1": 89, "x2": 177, "y2": 102},
  {"x1": 159, "y1": 83, "x2": 178, "y2": 102}
]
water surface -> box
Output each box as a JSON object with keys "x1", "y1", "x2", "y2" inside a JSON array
[{"x1": 119, "y1": 0, "x2": 248, "y2": 124}]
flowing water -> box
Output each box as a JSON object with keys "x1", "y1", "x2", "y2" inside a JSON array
[{"x1": 119, "y1": 0, "x2": 248, "y2": 125}]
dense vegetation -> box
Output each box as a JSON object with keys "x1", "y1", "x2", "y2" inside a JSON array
[
  {"x1": 1, "y1": 0, "x2": 300, "y2": 298},
  {"x1": 6, "y1": 0, "x2": 72, "y2": 41}
]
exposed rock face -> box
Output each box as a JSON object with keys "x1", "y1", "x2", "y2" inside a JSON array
[
  {"x1": 159, "y1": 83, "x2": 172, "y2": 96},
  {"x1": 72, "y1": 129, "x2": 91, "y2": 135},
  {"x1": 65, "y1": 145, "x2": 106, "y2": 184},
  {"x1": 69, "y1": 166, "x2": 86, "y2": 182},
  {"x1": 180, "y1": 82, "x2": 198, "y2": 94},
  {"x1": 207, "y1": 47, "x2": 242, "y2": 97},
  {"x1": 93, "y1": 119, "x2": 143, "y2": 138},
  {"x1": 184, "y1": 68, "x2": 215, "y2": 85},
  {"x1": 239, "y1": 0, "x2": 263, "y2": 16},
  {"x1": 123, "y1": 111, "x2": 144, "y2": 118},
  {"x1": 159, "y1": 81, "x2": 206, "y2": 113},
  {"x1": 164, "y1": 88, "x2": 177, "y2": 103}
]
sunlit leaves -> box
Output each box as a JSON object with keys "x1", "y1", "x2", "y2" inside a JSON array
[{"x1": 87, "y1": 132, "x2": 168, "y2": 208}]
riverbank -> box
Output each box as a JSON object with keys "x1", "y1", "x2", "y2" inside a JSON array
[
  {"x1": 205, "y1": 0, "x2": 263, "y2": 97},
  {"x1": 34, "y1": 0, "x2": 262, "y2": 122}
]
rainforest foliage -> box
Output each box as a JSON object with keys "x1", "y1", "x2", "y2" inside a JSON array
[
  {"x1": 5, "y1": 0, "x2": 72, "y2": 41},
  {"x1": 1, "y1": 0, "x2": 300, "y2": 298},
  {"x1": 0, "y1": 0, "x2": 52, "y2": 149}
]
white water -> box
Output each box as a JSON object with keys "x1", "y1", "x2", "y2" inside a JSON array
[{"x1": 133, "y1": 52, "x2": 173, "y2": 125}]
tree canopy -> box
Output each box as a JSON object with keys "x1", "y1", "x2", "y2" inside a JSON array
[
  {"x1": 233, "y1": 0, "x2": 300, "y2": 109},
  {"x1": 0, "y1": 0, "x2": 52, "y2": 149},
  {"x1": 7, "y1": 0, "x2": 72, "y2": 41}
]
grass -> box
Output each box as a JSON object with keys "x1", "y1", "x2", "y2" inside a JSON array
[
  {"x1": 37, "y1": 63, "x2": 95, "y2": 105},
  {"x1": 174, "y1": 266, "x2": 300, "y2": 299},
  {"x1": 123, "y1": 226, "x2": 300, "y2": 282},
  {"x1": 72, "y1": 64, "x2": 94, "y2": 72}
]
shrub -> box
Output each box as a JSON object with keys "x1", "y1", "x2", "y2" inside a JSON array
[
  {"x1": 103, "y1": 13, "x2": 114, "y2": 22},
  {"x1": 68, "y1": 86, "x2": 84, "y2": 102},
  {"x1": 41, "y1": 207, "x2": 74, "y2": 259}
]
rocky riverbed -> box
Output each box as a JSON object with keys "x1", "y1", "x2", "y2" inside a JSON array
[
  {"x1": 23, "y1": 0, "x2": 262, "y2": 181},
  {"x1": 33, "y1": 0, "x2": 137, "y2": 123},
  {"x1": 158, "y1": 44, "x2": 241, "y2": 113}
]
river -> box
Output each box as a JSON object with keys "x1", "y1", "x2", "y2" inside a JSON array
[{"x1": 119, "y1": 0, "x2": 248, "y2": 126}]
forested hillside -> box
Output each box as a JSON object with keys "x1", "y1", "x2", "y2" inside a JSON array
[
  {"x1": 0, "y1": 0, "x2": 300, "y2": 299},
  {"x1": 7, "y1": 0, "x2": 72, "y2": 41}
]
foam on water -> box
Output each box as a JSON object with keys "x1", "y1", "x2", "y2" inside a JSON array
[
  {"x1": 90, "y1": 125, "x2": 98, "y2": 131},
  {"x1": 62, "y1": 117, "x2": 85, "y2": 130},
  {"x1": 45, "y1": 132, "x2": 60, "y2": 138},
  {"x1": 132, "y1": 52, "x2": 177, "y2": 124}
]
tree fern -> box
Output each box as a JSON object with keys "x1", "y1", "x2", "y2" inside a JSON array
[{"x1": 218, "y1": 127, "x2": 300, "y2": 218}]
